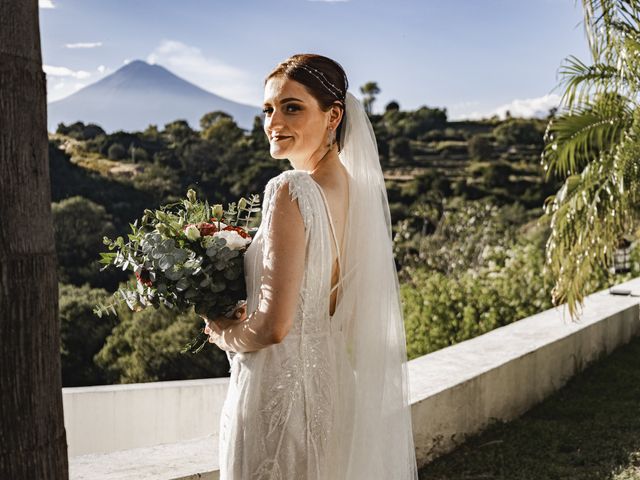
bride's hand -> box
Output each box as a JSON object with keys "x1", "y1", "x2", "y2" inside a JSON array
[{"x1": 200, "y1": 301, "x2": 248, "y2": 343}]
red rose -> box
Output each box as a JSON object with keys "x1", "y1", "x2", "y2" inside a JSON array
[
  {"x1": 197, "y1": 222, "x2": 218, "y2": 236},
  {"x1": 222, "y1": 225, "x2": 251, "y2": 239}
]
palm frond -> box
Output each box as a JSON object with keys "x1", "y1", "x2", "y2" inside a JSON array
[
  {"x1": 581, "y1": 0, "x2": 640, "y2": 61},
  {"x1": 542, "y1": 115, "x2": 640, "y2": 320},
  {"x1": 541, "y1": 94, "x2": 632, "y2": 180},
  {"x1": 557, "y1": 55, "x2": 621, "y2": 109},
  {"x1": 542, "y1": 0, "x2": 640, "y2": 321}
]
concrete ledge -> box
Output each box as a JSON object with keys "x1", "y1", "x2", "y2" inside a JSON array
[
  {"x1": 69, "y1": 435, "x2": 218, "y2": 480},
  {"x1": 408, "y1": 276, "x2": 640, "y2": 467},
  {"x1": 65, "y1": 277, "x2": 640, "y2": 478}
]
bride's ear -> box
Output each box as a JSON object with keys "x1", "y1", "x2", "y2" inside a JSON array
[{"x1": 329, "y1": 102, "x2": 343, "y2": 129}]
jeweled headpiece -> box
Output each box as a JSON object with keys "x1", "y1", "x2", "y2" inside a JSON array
[{"x1": 296, "y1": 63, "x2": 346, "y2": 103}]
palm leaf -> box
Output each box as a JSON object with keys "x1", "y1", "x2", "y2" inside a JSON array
[
  {"x1": 557, "y1": 55, "x2": 621, "y2": 109},
  {"x1": 542, "y1": 115, "x2": 640, "y2": 319},
  {"x1": 542, "y1": 0, "x2": 640, "y2": 320},
  {"x1": 542, "y1": 94, "x2": 632, "y2": 180}
]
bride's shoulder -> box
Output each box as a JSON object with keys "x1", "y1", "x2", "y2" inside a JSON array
[
  {"x1": 265, "y1": 169, "x2": 314, "y2": 200},
  {"x1": 263, "y1": 170, "x2": 316, "y2": 229}
]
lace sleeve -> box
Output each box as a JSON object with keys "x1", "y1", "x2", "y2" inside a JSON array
[
  {"x1": 215, "y1": 171, "x2": 311, "y2": 353},
  {"x1": 262, "y1": 170, "x2": 315, "y2": 234}
]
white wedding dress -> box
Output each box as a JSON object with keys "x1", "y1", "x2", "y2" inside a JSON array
[{"x1": 218, "y1": 169, "x2": 356, "y2": 480}]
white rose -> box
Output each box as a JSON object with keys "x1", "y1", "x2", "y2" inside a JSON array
[
  {"x1": 185, "y1": 225, "x2": 201, "y2": 241},
  {"x1": 214, "y1": 229, "x2": 251, "y2": 250}
]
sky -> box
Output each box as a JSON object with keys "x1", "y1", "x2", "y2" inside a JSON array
[{"x1": 39, "y1": 0, "x2": 591, "y2": 120}]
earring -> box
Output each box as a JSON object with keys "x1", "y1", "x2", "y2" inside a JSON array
[{"x1": 327, "y1": 128, "x2": 336, "y2": 149}]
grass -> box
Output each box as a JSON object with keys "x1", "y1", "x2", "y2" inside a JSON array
[{"x1": 418, "y1": 333, "x2": 640, "y2": 480}]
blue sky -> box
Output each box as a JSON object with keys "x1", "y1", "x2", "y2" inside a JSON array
[{"x1": 39, "y1": 0, "x2": 590, "y2": 120}]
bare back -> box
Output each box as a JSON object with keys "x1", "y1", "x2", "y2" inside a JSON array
[{"x1": 310, "y1": 160, "x2": 349, "y2": 316}]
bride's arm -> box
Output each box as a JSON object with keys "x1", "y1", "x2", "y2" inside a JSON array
[{"x1": 213, "y1": 180, "x2": 306, "y2": 353}]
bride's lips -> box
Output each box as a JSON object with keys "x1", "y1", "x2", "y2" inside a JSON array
[{"x1": 271, "y1": 136, "x2": 291, "y2": 142}]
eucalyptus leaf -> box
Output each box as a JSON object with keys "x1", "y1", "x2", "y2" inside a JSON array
[
  {"x1": 159, "y1": 256, "x2": 173, "y2": 271},
  {"x1": 224, "y1": 266, "x2": 241, "y2": 280},
  {"x1": 176, "y1": 278, "x2": 190, "y2": 291},
  {"x1": 185, "y1": 288, "x2": 199, "y2": 300}
]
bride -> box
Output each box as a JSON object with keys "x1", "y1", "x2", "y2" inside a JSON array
[{"x1": 203, "y1": 53, "x2": 419, "y2": 480}]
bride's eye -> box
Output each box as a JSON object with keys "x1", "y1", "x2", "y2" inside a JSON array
[{"x1": 262, "y1": 105, "x2": 300, "y2": 115}]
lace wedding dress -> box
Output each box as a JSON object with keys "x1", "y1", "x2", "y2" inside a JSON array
[{"x1": 218, "y1": 169, "x2": 356, "y2": 480}]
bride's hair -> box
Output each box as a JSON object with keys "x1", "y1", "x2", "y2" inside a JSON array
[{"x1": 265, "y1": 53, "x2": 349, "y2": 152}]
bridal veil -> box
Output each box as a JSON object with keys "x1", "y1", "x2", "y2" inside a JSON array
[{"x1": 332, "y1": 91, "x2": 419, "y2": 479}]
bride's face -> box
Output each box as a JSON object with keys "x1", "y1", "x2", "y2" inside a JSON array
[{"x1": 263, "y1": 76, "x2": 330, "y2": 163}]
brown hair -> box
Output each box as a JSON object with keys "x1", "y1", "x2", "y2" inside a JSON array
[{"x1": 264, "y1": 53, "x2": 349, "y2": 152}]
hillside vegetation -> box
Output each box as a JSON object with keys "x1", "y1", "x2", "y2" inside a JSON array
[{"x1": 51, "y1": 100, "x2": 637, "y2": 386}]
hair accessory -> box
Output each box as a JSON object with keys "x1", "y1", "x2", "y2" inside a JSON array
[{"x1": 296, "y1": 63, "x2": 345, "y2": 102}]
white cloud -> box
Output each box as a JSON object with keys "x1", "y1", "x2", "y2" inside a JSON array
[
  {"x1": 46, "y1": 64, "x2": 107, "y2": 102},
  {"x1": 451, "y1": 93, "x2": 561, "y2": 120},
  {"x1": 492, "y1": 93, "x2": 561, "y2": 119},
  {"x1": 39, "y1": 0, "x2": 55, "y2": 8},
  {"x1": 43, "y1": 64, "x2": 91, "y2": 79},
  {"x1": 123, "y1": 58, "x2": 131, "y2": 65},
  {"x1": 146, "y1": 39, "x2": 260, "y2": 105},
  {"x1": 65, "y1": 42, "x2": 102, "y2": 49}
]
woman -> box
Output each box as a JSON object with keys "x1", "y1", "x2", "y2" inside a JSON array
[{"x1": 203, "y1": 53, "x2": 418, "y2": 480}]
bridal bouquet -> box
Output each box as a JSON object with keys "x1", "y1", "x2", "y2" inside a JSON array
[{"x1": 93, "y1": 188, "x2": 261, "y2": 353}]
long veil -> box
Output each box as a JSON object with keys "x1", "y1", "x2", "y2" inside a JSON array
[{"x1": 334, "y1": 91, "x2": 419, "y2": 479}]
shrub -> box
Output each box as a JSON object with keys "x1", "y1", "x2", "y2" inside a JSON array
[
  {"x1": 468, "y1": 134, "x2": 494, "y2": 160},
  {"x1": 59, "y1": 283, "x2": 118, "y2": 387},
  {"x1": 95, "y1": 301, "x2": 231, "y2": 383},
  {"x1": 108, "y1": 143, "x2": 126, "y2": 160}
]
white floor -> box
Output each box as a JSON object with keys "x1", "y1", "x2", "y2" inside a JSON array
[{"x1": 69, "y1": 435, "x2": 219, "y2": 480}]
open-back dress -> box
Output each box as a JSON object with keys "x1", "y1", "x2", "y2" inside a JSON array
[{"x1": 218, "y1": 169, "x2": 356, "y2": 480}]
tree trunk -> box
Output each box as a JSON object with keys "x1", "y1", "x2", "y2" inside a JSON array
[{"x1": 0, "y1": 1, "x2": 69, "y2": 478}]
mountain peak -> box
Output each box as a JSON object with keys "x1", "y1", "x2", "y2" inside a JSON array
[
  {"x1": 119, "y1": 59, "x2": 165, "y2": 73},
  {"x1": 47, "y1": 60, "x2": 260, "y2": 132}
]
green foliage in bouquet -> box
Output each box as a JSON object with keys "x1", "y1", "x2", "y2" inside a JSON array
[{"x1": 93, "y1": 188, "x2": 261, "y2": 354}]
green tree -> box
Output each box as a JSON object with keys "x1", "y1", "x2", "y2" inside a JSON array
[
  {"x1": 162, "y1": 119, "x2": 195, "y2": 146},
  {"x1": 249, "y1": 114, "x2": 269, "y2": 150},
  {"x1": 108, "y1": 142, "x2": 126, "y2": 160},
  {"x1": 59, "y1": 283, "x2": 118, "y2": 387},
  {"x1": 95, "y1": 302, "x2": 231, "y2": 384},
  {"x1": 385, "y1": 100, "x2": 400, "y2": 113},
  {"x1": 52, "y1": 196, "x2": 118, "y2": 288},
  {"x1": 481, "y1": 160, "x2": 513, "y2": 189},
  {"x1": 56, "y1": 121, "x2": 105, "y2": 140},
  {"x1": 131, "y1": 162, "x2": 181, "y2": 205},
  {"x1": 468, "y1": 133, "x2": 494, "y2": 160},
  {"x1": 541, "y1": 0, "x2": 640, "y2": 318},
  {"x1": 200, "y1": 110, "x2": 233, "y2": 130},
  {"x1": 493, "y1": 118, "x2": 544, "y2": 147},
  {"x1": 399, "y1": 106, "x2": 448, "y2": 139},
  {"x1": 389, "y1": 137, "x2": 413, "y2": 164},
  {"x1": 202, "y1": 116, "x2": 244, "y2": 145},
  {"x1": 360, "y1": 81, "x2": 381, "y2": 115}
]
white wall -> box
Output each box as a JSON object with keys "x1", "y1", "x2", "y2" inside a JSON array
[{"x1": 63, "y1": 377, "x2": 228, "y2": 456}]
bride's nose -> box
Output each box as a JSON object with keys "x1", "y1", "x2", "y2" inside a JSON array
[{"x1": 266, "y1": 108, "x2": 287, "y2": 130}]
